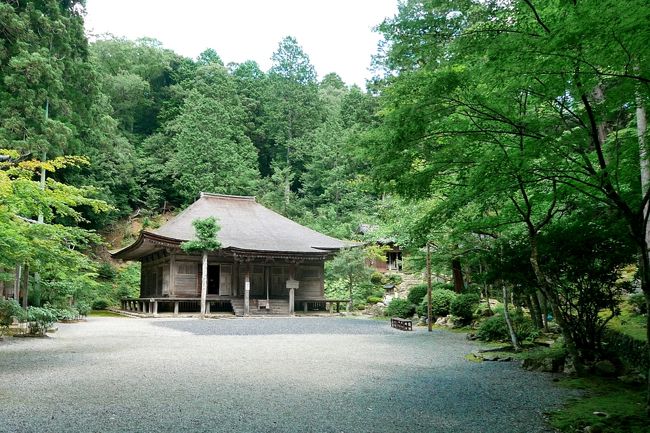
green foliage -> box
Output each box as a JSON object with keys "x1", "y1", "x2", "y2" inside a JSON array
[
  {"x1": 97, "y1": 262, "x2": 117, "y2": 281},
  {"x1": 407, "y1": 283, "x2": 429, "y2": 305},
  {"x1": 550, "y1": 377, "x2": 650, "y2": 433},
  {"x1": 92, "y1": 299, "x2": 110, "y2": 310},
  {"x1": 385, "y1": 298, "x2": 414, "y2": 319},
  {"x1": 602, "y1": 330, "x2": 649, "y2": 372},
  {"x1": 477, "y1": 313, "x2": 538, "y2": 343},
  {"x1": 450, "y1": 293, "x2": 480, "y2": 325},
  {"x1": 328, "y1": 247, "x2": 371, "y2": 308},
  {"x1": 25, "y1": 306, "x2": 57, "y2": 336},
  {"x1": 418, "y1": 289, "x2": 456, "y2": 318},
  {"x1": 370, "y1": 271, "x2": 384, "y2": 285},
  {"x1": 75, "y1": 301, "x2": 91, "y2": 316},
  {"x1": 385, "y1": 273, "x2": 402, "y2": 285},
  {"x1": 180, "y1": 217, "x2": 222, "y2": 253},
  {"x1": 0, "y1": 299, "x2": 24, "y2": 335},
  {"x1": 52, "y1": 306, "x2": 80, "y2": 321},
  {"x1": 628, "y1": 293, "x2": 647, "y2": 315},
  {"x1": 367, "y1": 296, "x2": 383, "y2": 304}
]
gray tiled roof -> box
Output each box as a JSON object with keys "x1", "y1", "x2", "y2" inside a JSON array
[{"x1": 150, "y1": 192, "x2": 349, "y2": 253}]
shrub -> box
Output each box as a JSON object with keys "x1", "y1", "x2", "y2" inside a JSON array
[
  {"x1": 92, "y1": 299, "x2": 110, "y2": 310},
  {"x1": 416, "y1": 289, "x2": 458, "y2": 317},
  {"x1": 75, "y1": 302, "x2": 91, "y2": 316},
  {"x1": 386, "y1": 298, "x2": 415, "y2": 318},
  {"x1": 370, "y1": 271, "x2": 384, "y2": 285},
  {"x1": 26, "y1": 306, "x2": 57, "y2": 336},
  {"x1": 386, "y1": 273, "x2": 402, "y2": 285},
  {"x1": 450, "y1": 293, "x2": 480, "y2": 325},
  {"x1": 628, "y1": 293, "x2": 647, "y2": 315},
  {"x1": 53, "y1": 307, "x2": 80, "y2": 321},
  {"x1": 367, "y1": 296, "x2": 383, "y2": 304},
  {"x1": 407, "y1": 284, "x2": 428, "y2": 305},
  {"x1": 0, "y1": 299, "x2": 24, "y2": 335},
  {"x1": 97, "y1": 262, "x2": 117, "y2": 281},
  {"x1": 431, "y1": 289, "x2": 456, "y2": 317},
  {"x1": 477, "y1": 313, "x2": 538, "y2": 342}
]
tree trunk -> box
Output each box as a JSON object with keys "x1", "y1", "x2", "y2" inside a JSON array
[
  {"x1": 526, "y1": 293, "x2": 543, "y2": 330},
  {"x1": 528, "y1": 234, "x2": 585, "y2": 374},
  {"x1": 200, "y1": 251, "x2": 207, "y2": 317},
  {"x1": 636, "y1": 96, "x2": 650, "y2": 416},
  {"x1": 21, "y1": 263, "x2": 29, "y2": 309},
  {"x1": 502, "y1": 285, "x2": 520, "y2": 351},
  {"x1": 537, "y1": 290, "x2": 549, "y2": 331},
  {"x1": 13, "y1": 264, "x2": 21, "y2": 300},
  {"x1": 451, "y1": 258, "x2": 463, "y2": 293},
  {"x1": 427, "y1": 243, "x2": 432, "y2": 332}
]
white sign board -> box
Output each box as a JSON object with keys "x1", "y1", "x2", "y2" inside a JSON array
[{"x1": 286, "y1": 278, "x2": 299, "y2": 289}]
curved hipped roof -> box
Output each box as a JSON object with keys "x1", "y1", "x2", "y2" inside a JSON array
[{"x1": 112, "y1": 193, "x2": 354, "y2": 261}]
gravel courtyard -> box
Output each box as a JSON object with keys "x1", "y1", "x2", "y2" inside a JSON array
[{"x1": 0, "y1": 316, "x2": 573, "y2": 433}]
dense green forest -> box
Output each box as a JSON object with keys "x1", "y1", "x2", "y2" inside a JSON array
[{"x1": 1, "y1": 0, "x2": 650, "y2": 424}]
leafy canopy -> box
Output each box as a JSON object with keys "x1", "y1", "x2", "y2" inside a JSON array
[{"x1": 180, "y1": 217, "x2": 222, "y2": 253}]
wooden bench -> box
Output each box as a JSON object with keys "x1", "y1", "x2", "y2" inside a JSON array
[{"x1": 391, "y1": 317, "x2": 413, "y2": 331}]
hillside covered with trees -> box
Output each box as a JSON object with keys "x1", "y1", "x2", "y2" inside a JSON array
[{"x1": 1, "y1": 0, "x2": 650, "y2": 428}]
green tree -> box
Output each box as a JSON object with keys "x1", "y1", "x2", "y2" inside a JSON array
[
  {"x1": 167, "y1": 89, "x2": 260, "y2": 203},
  {"x1": 181, "y1": 217, "x2": 221, "y2": 316},
  {"x1": 370, "y1": 0, "x2": 650, "y2": 409},
  {"x1": 329, "y1": 247, "x2": 370, "y2": 312}
]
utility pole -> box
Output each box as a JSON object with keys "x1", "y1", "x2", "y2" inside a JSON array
[{"x1": 427, "y1": 243, "x2": 432, "y2": 332}]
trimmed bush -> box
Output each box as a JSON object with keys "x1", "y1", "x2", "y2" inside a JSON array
[
  {"x1": 386, "y1": 298, "x2": 415, "y2": 318},
  {"x1": 370, "y1": 271, "x2": 384, "y2": 285},
  {"x1": 602, "y1": 329, "x2": 649, "y2": 373},
  {"x1": 92, "y1": 299, "x2": 110, "y2": 310},
  {"x1": 407, "y1": 284, "x2": 428, "y2": 305},
  {"x1": 416, "y1": 289, "x2": 457, "y2": 317},
  {"x1": 477, "y1": 313, "x2": 538, "y2": 342},
  {"x1": 367, "y1": 296, "x2": 383, "y2": 304},
  {"x1": 450, "y1": 293, "x2": 480, "y2": 325},
  {"x1": 386, "y1": 273, "x2": 402, "y2": 285}
]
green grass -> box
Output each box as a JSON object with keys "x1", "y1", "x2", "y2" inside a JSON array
[
  {"x1": 88, "y1": 310, "x2": 126, "y2": 318},
  {"x1": 608, "y1": 308, "x2": 647, "y2": 342},
  {"x1": 550, "y1": 377, "x2": 649, "y2": 433}
]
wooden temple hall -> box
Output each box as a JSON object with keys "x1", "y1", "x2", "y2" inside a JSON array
[{"x1": 112, "y1": 193, "x2": 350, "y2": 316}]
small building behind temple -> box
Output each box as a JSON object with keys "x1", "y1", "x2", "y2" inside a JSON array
[
  {"x1": 357, "y1": 224, "x2": 403, "y2": 273},
  {"x1": 112, "y1": 193, "x2": 351, "y2": 316}
]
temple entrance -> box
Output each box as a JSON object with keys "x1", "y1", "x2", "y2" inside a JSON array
[{"x1": 207, "y1": 265, "x2": 220, "y2": 295}]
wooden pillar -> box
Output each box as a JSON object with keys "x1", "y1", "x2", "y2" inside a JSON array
[
  {"x1": 233, "y1": 261, "x2": 239, "y2": 296},
  {"x1": 244, "y1": 267, "x2": 250, "y2": 316},
  {"x1": 303, "y1": 301, "x2": 308, "y2": 313},
  {"x1": 174, "y1": 301, "x2": 179, "y2": 316},
  {"x1": 169, "y1": 253, "x2": 176, "y2": 297},
  {"x1": 153, "y1": 300, "x2": 158, "y2": 317},
  {"x1": 289, "y1": 288, "x2": 295, "y2": 314},
  {"x1": 200, "y1": 251, "x2": 208, "y2": 317},
  {"x1": 206, "y1": 301, "x2": 211, "y2": 314},
  {"x1": 329, "y1": 302, "x2": 334, "y2": 314}
]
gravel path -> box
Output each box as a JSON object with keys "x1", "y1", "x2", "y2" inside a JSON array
[{"x1": 0, "y1": 316, "x2": 574, "y2": 433}]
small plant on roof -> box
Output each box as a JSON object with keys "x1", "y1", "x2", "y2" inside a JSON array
[{"x1": 180, "y1": 217, "x2": 222, "y2": 253}]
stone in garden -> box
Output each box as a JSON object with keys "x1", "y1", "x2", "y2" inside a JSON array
[{"x1": 593, "y1": 360, "x2": 616, "y2": 376}]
